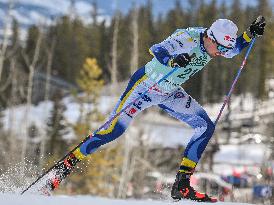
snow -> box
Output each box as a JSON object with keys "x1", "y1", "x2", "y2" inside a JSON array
[
  {"x1": 203, "y1": 93, "x2": 256, "y2": 121},
  {"x1": 214, "y1": 144, "x2": 271, "y2": 166},
  {"x1": 0, "y1": 0, "x2": 110, "y2": 40},
  {"x1": 144, "y1": 122, "x2": 193, "y2": 147},
  {"x1": 0, "y1": 193, "x2": 256, "y2": 205},
  {"x1": 2, "y1": 95, "x2": 194, "y2": 147},
  {"x1": 212, "y1": 143, "x2": 271, "y2": 176}
]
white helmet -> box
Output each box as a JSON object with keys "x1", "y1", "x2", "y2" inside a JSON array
[{"x1": 207, "y1": 19, "x2": 238, "y2": 48}]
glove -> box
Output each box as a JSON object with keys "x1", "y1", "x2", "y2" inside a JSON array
[
  {"x1": 170, "y1": 53, "x2": 191, "y2": 68},
  {"x1": 248, "y1": 15, "x2": 266, "y2": 38}
]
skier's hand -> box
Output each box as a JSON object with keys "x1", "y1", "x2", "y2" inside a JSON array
[
  {"x1": 170, "y1": 53, "x2": 191, "y2": 68},
  {"x1": 248, "y1": 15, "x2": 266, "y2": 38}
]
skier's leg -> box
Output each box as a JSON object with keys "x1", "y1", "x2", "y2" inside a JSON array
[
  {"x1": 41, "y1": 67, "x2": 161, "y2": 193},
  {"x1": 159, "y1": 88, "x2": 215, "y2": 172},
  {"x1": 75, "y1": 67, "x2": 162, "y2": 158},
  {"x1": 159, "y1": 88, "x2": 216, "y2": 202}
]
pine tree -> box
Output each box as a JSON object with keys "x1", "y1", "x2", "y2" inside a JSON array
[
  {"x1": 205, "y1": 0, "x2": 219, "y2": 102},
  {"x1": 197, "y1": 0, "x2": 208, "y2": 104},
  {"x1": 98, "y1": 21, "x2": 111, "y2": 82},
  {"x1": 77, "y1": 58, "x2": 104, "y2": 104},
  {"x1": 229, "y1": 0, "x2": 246, "y2": 95},
  {"x1": 51, "y1": 16, "x2": 90, "y2": 83},
  {"x1": 137, "y1": 0, "x2": 155, "y2": 68},
  {"x1": 11, "y1": 18, "x2": 19, "y2": 51},
  {"x1": 165, "y1": 0, "x2": 186, "y2": 32},
  {"x1": 25, "y1": 26, "x2": 41, "y2": 65}
]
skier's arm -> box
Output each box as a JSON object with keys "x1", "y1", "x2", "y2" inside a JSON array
[
  {"x1": 222, "y1": 32, "x2": 252, "y2": 58},
  {"x1": 224, "y1": 16, "x2": 266, "y2": 58},
  {"x1": 149, "y1": 46, "x2": 171, "y2": 66},
  {"x1": 149, "y1": 29, "x2": 193, "y2": 67}
]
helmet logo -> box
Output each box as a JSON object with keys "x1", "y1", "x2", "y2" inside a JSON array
[
  {"x1": 224, "y1": 35, "x2": 231, "y2": 40},
  {"x1": 224, "y1": 35, "x2": 235, "y2": 43}
]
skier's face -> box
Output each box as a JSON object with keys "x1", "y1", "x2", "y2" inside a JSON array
[{"x1": 203, "y1": 36, "x2": 224, "y2": 57}]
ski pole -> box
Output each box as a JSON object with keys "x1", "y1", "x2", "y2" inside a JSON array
[
  {"x1": 21, "y1": 54, "x2": 195, "y2": 195},
  {"x1": 214, "y1": 38, "x2": 256, "y2": 125}
]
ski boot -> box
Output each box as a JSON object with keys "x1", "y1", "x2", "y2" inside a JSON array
[{"x1": 171, "y1": 172, "x2": 217, "y2": 202}]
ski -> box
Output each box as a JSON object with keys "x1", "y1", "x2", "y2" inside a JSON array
[
  {"x1": 22, "y1": 152, "x2": 81, "y2": 195},
  {"x1": 21, "y1": 150, "x2": 83, "y2": 195}
]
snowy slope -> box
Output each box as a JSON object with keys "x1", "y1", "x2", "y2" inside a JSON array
[
  {"x1": 0, "y1": 0, "x2": 110, "y2": 39},
  {"x1": 0, "y1": 194, "x2": 255, "y2": 205},
  {"x1": 0, "y1": 0, "x2": 105, "y2": 26},
  {"x1": 2, "y1": 95, "x2": 194, "y2": 146}
]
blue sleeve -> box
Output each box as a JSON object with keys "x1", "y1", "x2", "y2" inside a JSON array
[
  {"x1": 149, "y1": 28, "x2": 195, "y2": 65},
  {"x1": 224, "y1": 32, "x2": 252, "y2": 58},
  {"x1": 235, "y1": 34, "x2": 250, "y2": 53},
  {"x1": 149, "y1": 45, "x2": 172, "y2": 66}
]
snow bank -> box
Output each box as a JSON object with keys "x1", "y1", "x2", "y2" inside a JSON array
[{"x1": 0, "y1": 194, "x2": 255, "y2": 205}]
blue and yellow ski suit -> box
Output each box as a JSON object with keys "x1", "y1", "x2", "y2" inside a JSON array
[{"x1": 74, "y1": 27, "x2": 252, "y2": 173}]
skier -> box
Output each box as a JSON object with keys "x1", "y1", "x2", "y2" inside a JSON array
[{"x1": 70, "y1": 16, "x2": 265, "y2": 202}]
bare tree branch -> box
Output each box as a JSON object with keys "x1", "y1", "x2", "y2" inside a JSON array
[
  {"x1": 130, "y1": 6, "x2": 139, "y2": 75},
  {"x1": 38, "y1": 36, "x2": 56, "y2": 169},
  {"x1": 0, "y1": 71, "x2": 12, "y2": 92},
  {"x1": 44, "y1": 37, "x2": 56, "y2": 102},
  {"x1": 0, "y1": 0, "x2": 14, "y2": 81},
  {"x1": 20, "y1": 26, "x2": 43, "y2": 163},
  {"x1": 110, "y1": 12, "x2": 119, "y2": 95}
]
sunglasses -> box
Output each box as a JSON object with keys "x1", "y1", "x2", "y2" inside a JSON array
[{"x1": 209, "y1": 31, "x2": 233, "y2": 53}]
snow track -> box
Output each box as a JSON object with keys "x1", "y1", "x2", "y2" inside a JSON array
[{"x1": 0, "y1": 193, "x2": 255, "y2": 205}]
